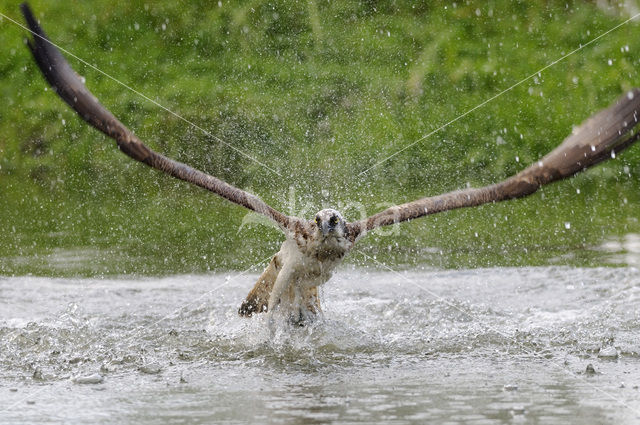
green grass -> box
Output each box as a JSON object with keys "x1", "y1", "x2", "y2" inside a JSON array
[{"x1": 1, "y1": 0, "x2": 640, "y2": 276}]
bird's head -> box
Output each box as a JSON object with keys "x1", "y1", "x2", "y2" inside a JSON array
[{"x1": 314, "y1": 209, "x2": 347, "y2": 239}]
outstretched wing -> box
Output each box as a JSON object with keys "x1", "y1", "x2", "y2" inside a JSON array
[
  {"x1": 348, "y1": 89, "x2": 640, "y2": 239},
  {"x1": 21, "y1": 3, "x2": 305, "y2": 235}
]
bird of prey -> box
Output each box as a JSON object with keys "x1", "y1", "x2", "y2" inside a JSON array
[{"x1": 20, "y1": 3, "x2": 640, "y2": 324}]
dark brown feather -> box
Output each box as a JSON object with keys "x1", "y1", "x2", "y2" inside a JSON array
[
  {"x1": 348, "y1": 89, "x2": 640, "y2": 238},
  {"x1": 21, "y1": 3, "x2": 302, "y2": 234}
]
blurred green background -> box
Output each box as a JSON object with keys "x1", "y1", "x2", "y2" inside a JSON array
[{"x1": 1, "y1": 0, "x2": 639, "y2": 276}]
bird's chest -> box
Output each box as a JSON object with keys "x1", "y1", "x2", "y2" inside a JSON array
[
  {"x1": 289, "y1": 254, "x2": 337, "y2": 287},
  {"x1": 280, "y1": 239, "x2": 345, "y2": 288}
]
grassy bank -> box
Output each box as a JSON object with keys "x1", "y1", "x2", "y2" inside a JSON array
[{"x1": 1, "y1": 0, "x2": 640, "y2": 276}]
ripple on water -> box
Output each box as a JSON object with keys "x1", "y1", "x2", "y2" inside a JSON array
[{"x1": 1, "y1": 267, "x2": 639, "y2": 423}]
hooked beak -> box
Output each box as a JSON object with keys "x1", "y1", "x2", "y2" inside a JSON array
[{"x1": 321, "y1": 221, "x2": 333, "y2": 236}]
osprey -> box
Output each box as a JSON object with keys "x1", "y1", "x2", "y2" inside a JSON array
[{"x1": 21, "y1": 4, "x2": 640, "y2": 324}]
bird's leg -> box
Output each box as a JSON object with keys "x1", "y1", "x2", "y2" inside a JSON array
[
  {"x1": 304, "y1": 286, "x2": 322, "y2": 315},
  {"x1": 282, "y1": 285, "x2": 322, "y2": 326}
]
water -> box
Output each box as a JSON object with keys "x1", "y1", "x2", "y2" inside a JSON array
[{"x1": 1, "y1": 267, "x2": 640, "y2": 424}]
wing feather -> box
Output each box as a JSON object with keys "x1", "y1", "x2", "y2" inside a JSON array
[
  {"x1": 349, "y1": 89, "x2": 640, "y2": 239},
  {"x1": 21, "y1": 3, "x2": 303, "y2": 234}
]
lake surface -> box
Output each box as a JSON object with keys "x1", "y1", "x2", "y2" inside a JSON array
[{"x1": 1, "y1": 266, "x2": 639, "y2": 424}]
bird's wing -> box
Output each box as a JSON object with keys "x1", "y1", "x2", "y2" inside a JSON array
[
  {"x1": 348, "y1": 89, "x2": 640, "y2": 240},
  {"x1": 21, "y1": 3, "x2": 306, "y2": 235}
]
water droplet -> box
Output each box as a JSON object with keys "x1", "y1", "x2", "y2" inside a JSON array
[
  {"x1": 598, "y1": 346, "x2": 618, "y2": 359},
  {"x1": 72, "y1": 373, "x2": 104, "y2": 384}
]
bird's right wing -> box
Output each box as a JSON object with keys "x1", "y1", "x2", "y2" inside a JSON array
[
  {"x1": 21, "y1": 3, "x2": 307, "y2": 235},
  {"x1": 348, "y1": 89, "x2": 640, "y2": 240}
]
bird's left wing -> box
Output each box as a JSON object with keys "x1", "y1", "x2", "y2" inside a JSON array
[
  {"x1": 21, "y1": 3, "x2": 307, "y2": 235},
  {"x1": 348, "y1": 89, "x2": 640, "y2": 240}
]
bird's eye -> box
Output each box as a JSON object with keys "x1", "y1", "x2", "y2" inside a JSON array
[
  {"x1": 330, "y1": 216, "x2": 338, "y2": 225},
  {"x1": 315, "y1": 216, "x2": 321, "y2": 226}
]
